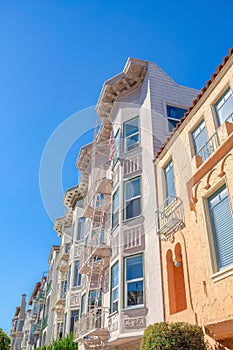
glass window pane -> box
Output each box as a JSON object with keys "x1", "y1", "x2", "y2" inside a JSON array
[
  {"x1": 164, "y1": 161, "x2": 176, "y2": 198},
  {"x1": 168, "y1": 118, "x2": 179, "y2": 132},
  {"x1": 113, "y1": 190, "x2": 119, "y2": 212},
  {"x1": 125, "y1": 178, "x2": 140, "y2": 200},
  {"x1": 73, "y1": 261, "x2": 81, "y2": 287},
  {"x1": 112, "y1": 262, "x2": 119, "y2": 288},
  {"x1": 125, "y1": 117, "x2": 139, "y2": 137},
  {"x1": 167, "y1": 105, "x2": 187, "y2": 119},
  {"x1": 126, "y1": 255, "x2": 143, "y2": 280},
  {"x1": 81, "y1": 294, "x2": 86, "y2": 314},
  {"x1": 126, "y1": 134, "x2": 139, "y2": 151},
  {"x1": 215, "y1": 88, "x2": 233, "y2": 125},
  {"x1": 127, "y1": 281, "x2": 143, "y2": 306},
  {"x1": 192, "y1": 120, "x2": 208, "y2": 154},
  {"x1": 112, "y1": 288, "x2": 118, "y2": 301},
  {"x1": 125, "y1": 197, "x2": 140, "y2": 219},
  {"x1": 77, "y1": 217, "x2": 85, "y2": 240},
  {"x1": 112, "y1": 300, "x2": 118, "y2": 313},
  {"x1": 114, "y1": 130, "x2": 121, "y2": 160}
]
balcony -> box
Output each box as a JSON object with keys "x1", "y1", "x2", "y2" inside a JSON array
[
  {"x1": 155, "y1": 196, "x2": 185, "y2": 238},
  {"x1": 95, "y1": 168, "x2": 112, "y2": 195},
  {"x1": 79, "y1": 229, "x2": 110, "y2": 274},
  {"x1": 74, "y1": 307, "x2": 109, "y2": 345},
  {"x1": 56, "y1": 243, "x2": 71, "y2": 271},
  {"x1": 50, "y1": 288, "x2": 66, "y2": 311},
  {"x1": 34, "y1": 321, "x2": 42, "y2": 334},
  {"x1": 42, "y1": 317, "x2": 47, "y2": 330},
  {"x1": 83, "y1": 193, "x2": 111, "y2": 219},
  {"x1": 196, "y1": 131, "x2": 220, "y2": 165}
]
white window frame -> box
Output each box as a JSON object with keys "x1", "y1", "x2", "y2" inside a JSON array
[
  {"x1": 81, "y1": 293, "x2": 86, "y2": 315},
  {"x1": 123, "y1": 116, "x2": 140, "y2": 153},
  {"x1": 124, "y1": 254, "x2": 144, "y2": 309},
  {"x1": 164, "y1": 160, "x2": 176, "y2": 202},
  {"x1": 77, "y1": 217, "x2": 86, "y2": 241},
  {"x1": 73, "y1": 260, "x2": 81, "y2": 287},
  {"x1": 113, "y1": 129, "x2": 121, "y2": 165},
  {"x1": 214, "y1": 87, "x2": 233, "y2": 125},
  {"x1": 112, "y1": 188, "x2": 119, "y2": 229},
  {"x1": 123, "y1": 176, "x2": 141, "y2": 221},
  {"x1": 110, "y1": 261, "x2": 119, "y2": 313}
]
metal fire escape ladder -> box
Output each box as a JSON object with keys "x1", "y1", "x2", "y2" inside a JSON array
[{"x1": 83, "y1": 124, "x2": 109, "y2": 347}]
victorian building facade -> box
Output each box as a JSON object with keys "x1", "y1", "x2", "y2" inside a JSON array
[{"x1": 53, "y1": 58, "x2": 198, "y2": 349}]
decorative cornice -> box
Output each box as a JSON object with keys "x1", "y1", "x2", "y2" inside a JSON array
[{"x1": 96, "y1": 58, "x2": 148, "y2": 123}]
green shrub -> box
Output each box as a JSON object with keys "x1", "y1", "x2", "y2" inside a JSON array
[
  {"x1": 0, "y1": 328, "x2": 10, "y2": 350},
  {"x1": 36, "y1": 334, "x2": 77, "y2": 350},
  {"x1": 141, "y1": 322, "x2": 206, "y2": 350}
]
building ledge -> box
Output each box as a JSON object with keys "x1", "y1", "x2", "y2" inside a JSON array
[{"x1": 210, "y1": 264, "x2": 233, "y2": 283}]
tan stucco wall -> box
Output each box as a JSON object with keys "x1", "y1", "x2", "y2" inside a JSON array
[{"x1": 155, "y1": 56, "x2": 233, "y2": 348}]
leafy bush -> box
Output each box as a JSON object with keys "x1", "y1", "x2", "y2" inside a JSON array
[
  {"x1": 0, "y1": 328, "x2": 10, "y2": 350},
  {"x1": 36, "y1": 334, "x2": 77, "y2": 350},
  {"x1": 141, "y1": 322, "x2": 206, "y2": 350}
]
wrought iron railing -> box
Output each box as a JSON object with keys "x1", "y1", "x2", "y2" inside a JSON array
[
  {"x1": 197, "y1": 131, "x2": 220, "y2": 162},
  {"x1": 74, "y1": 307, "x2": 108, "y2": 340},
  {"x1": 80, "y1": 228, "x2": 110, "y2": 268},
  {"x1": 155, "y1": 196, "x2": 185, "y2": 237}
]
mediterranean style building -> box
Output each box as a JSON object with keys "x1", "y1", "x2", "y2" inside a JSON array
[
  {"x1": 10, "y1": 48, "x2": 233, "y2": 350},
  {"x1": 154, "y1": 47, "x2": 233, "y2": 349}
]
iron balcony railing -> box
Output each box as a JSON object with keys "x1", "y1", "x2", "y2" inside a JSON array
[
  {"x1": 197, "y1": 131, "x2": 220, "y2": 162},
  {"x1": 79, "y1": 228, "x2": 110, "y2": 271},
  {"x1": 56, "y1": 242, "x2": 71, "y2": 270},
  {"x1": 155, "y1": 196, "x2": 185, "y2": 237},
  {"x1": 34, "y1": 321, "x2": 42, "y2": 334},
  {"x1": 74, "y1": 307, "x2": 108, "y2": 341},
  {"x1": 50, "y1": 284, "x2": 67, "y2": 310}
]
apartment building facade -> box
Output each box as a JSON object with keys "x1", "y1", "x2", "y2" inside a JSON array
[
  {"x1": 17, "y1": 246, "x2": 60, "y2": 350},
  {"x1": 10, "y1": 50, "x2": 233, "y2": 350},
  {"x1": 49, "y1": 58, "x2": 198, "y2": 349},
  {"x1": 10, "y1": 294, "x2": 27, "y2": 350},
  {"x1": 154, "y1": 48, "x2": 233, "y2": 349}
]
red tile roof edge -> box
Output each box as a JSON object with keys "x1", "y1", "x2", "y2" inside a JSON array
[{"x1": 155, "y1": 47, "x2": 233, "y2": 160}]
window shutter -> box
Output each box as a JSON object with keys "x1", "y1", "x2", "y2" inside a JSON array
[{"x1": 210, "y1": 193, "x2": 233, "y2": 269}]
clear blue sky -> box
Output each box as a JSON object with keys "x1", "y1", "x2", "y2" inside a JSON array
[{"x1": 0, "y1": 0, "x2": 232, "y2": 334}]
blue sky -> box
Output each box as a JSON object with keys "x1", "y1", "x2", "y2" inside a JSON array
[{"x1": 0, "y1": 0, "x2": 232, "y2": 334}]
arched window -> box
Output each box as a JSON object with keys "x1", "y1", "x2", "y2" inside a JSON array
[{"x1": 166, "y1": 244, "x2": 187, "y2": 314}]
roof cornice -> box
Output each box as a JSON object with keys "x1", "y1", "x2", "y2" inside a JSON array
[{"x1": 96, "y1": 58, "x2": 148, "y2": 123}]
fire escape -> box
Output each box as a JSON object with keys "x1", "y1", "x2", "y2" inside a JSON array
[{"x1": 74, "y1": 130, "x2": 112, "y2": 349}]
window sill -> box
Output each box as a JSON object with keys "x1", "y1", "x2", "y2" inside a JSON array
[
  {"x1": 111, "y1": 224, "x2": 119, "y2": 235},
  {"x1": 122, "y1": 304, "x2": 145, "y2": 311},
  {"x1": 108, "y1": 310, "x2": 119, "y2": 318},
  {"x1": 210, "y1": 264, "x2": 233, "y2": 282},
  {"x1": 122, "y1": 215, "x2": 142, "y2": 224},
  {"x1": 121, "y1": 146, "x2": 142, "y2": 158}
]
